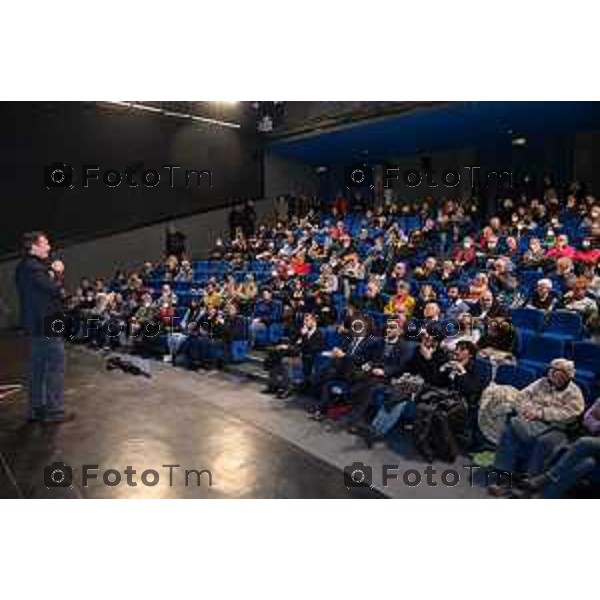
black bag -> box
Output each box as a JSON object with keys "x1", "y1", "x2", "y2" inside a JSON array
[{"x1": 413, "y1": 387, "x2": 468, "y2": 462}]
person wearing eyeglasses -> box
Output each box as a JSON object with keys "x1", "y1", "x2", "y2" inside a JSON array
[{"x1": 489, "y1": 359, "x2": 585, "y2": 497}]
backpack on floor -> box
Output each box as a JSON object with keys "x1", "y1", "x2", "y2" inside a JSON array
[{"x1": 413, "y1": 387, "x2": 468, "y2": 462}]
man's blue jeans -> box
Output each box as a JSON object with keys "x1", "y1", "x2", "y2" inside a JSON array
[
  {"x1": 29, "y1": 337, "x2": 65, "y2": 421},
  {"x1": 542, "y1": 436, "x2": 600, "y2": 498},
  {"x1": 495, "y1": 416, "x2": 567, "y2": 476}
]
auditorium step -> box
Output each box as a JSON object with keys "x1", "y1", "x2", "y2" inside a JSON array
[{"x1": 224, "y1": 348, "x2": 269, "y2": 382}]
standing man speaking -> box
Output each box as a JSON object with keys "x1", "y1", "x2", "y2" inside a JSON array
[{"x1": 15, "y1": 231, "x2": 71, "y2": 423}]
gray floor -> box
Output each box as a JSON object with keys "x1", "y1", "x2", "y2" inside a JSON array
[{"x1": 0, "y1": 335, "x2": 487, "y2": 498}]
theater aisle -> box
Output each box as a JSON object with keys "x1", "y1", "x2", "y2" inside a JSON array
[
  {"x1": 0, "y1": 335, "x2": 381, "y2": 499},
  {"x1": 0, "y1": 334, "x2": 486, "y2": 499}
]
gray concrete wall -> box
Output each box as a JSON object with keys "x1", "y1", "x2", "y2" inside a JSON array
[{"x1": 263, "y1": 151, "x2": 320, "y2": 199}]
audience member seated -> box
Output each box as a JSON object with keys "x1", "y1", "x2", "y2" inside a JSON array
[
  {"x1": 525, "y1": 397, "x2": 600, "y2": 498},
  {"x1": 384, "y1": 281, "x2": 415, "y2": 318},
  {"x1": 310, "y1": 329, "x2": 383, "y2": 421},
  {"x1": 264, "y1": 313, "x2": 324, "y2": 399},
  {"x1": 489, "y1": 359, "x2": 585, "y2": 497},
  {"x1": 524, "y1": 278, "x2": 557, "y2": 311},
  {"x1": 56, "y1": 179, "x2": 600, "y2": 497},
  {"x1": 562, "y1": 277, "x2": 599, "y2": 329}
]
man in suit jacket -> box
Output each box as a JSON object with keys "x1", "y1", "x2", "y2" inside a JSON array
[
  {"x1": 15, "y1": 231, "x2": 70, "y2": 423},
  {"x1": 343, "y1": 318, "x2": 418, "y2": 428},
  {"x1": 265, "y1": 313, "x2": 324, "y2": 398},
  {"x1": 311, "y1": 325, "x2": 384, "y2": 418}
]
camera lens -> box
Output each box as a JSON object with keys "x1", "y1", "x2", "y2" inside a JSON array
[
  {"x1": 351, "y1": 169, "x2": 365, "y2": 185},
  {"x1": 51, "y1": 319, "x2": 65, "y2": 334},
  {"x1": 351, "y1": 469, "x2": 365, "y2": 484},
  {"x1": 351, "y1": 318, "x2": 365, "y2": 336},
  {"x1": 51, "y1": 169, "x2": 65, "y2": 184},
  {"x1": 51, "y1": 469, "x2": 65, "y2": 484}
]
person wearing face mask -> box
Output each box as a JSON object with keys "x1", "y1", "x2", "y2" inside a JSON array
[
  {"x1": 521, "y1": 237, "x2": 547, "y2": 269},
  {"x1": 452, "y1": 236, "x2": 477, "y2": 268},
  {"x1": 545, "y1": 233, "x2": 576, "y2": 259},
  {"x1": 488, "y1": 258, "x2": 518, "y2": 297},
  {"x1": 575, "y1": 238, "x2": 600, "y2": 264},
  {"x1": 489, "y1": 359, "x2": 585, "y2": 497},
  {"x1": 130, "y1": 292, "x2": 159, "y2": 351}
]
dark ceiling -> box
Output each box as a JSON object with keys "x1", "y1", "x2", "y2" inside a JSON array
[{"x1": 267, "y1": 101, "x2": 600, "y2": 165}]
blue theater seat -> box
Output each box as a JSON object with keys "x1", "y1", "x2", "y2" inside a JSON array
[
  {"x1": 543, "y1": 310, "x2": 583, "y2": 341},
  {"x1": 572, "y1": 341, "x2": 600, "y2": 383},
  {"x1": 474, "y1": 357, "x2": 493, "y2": 388},
  {"x1": 510, "y1": 307, "x2": 546, "y2": 334},
  {"x1": 230, "y1": 340, "x2": 249, "y2": 363},
  {"x1": 321, "y1": 326, "x2": 343, "y2": 350},
  {"x1": 518, "y1": 332, "x2": 566, "y2": 374},
  {"x1": 495, "y1": 364, "x2": 538, "y2": 389}
]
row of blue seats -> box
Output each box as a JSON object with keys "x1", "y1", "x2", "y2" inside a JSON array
[
  {"x1": 511, "y1": 308, "x2": 584, "y2": 341},
  {"x1": 475, "y1": 358, "x2": 596, "y2": 406},
  {"x1": 510, "y1": 332, "x2": 600, "y2": 402},
  {"x1": 147, "y1": 272, "x2": 273, "y2": 289}
]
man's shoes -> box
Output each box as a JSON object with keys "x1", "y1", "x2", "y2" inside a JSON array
[
  {"x1": 43, "y1": 411, "x2": 76, "y2": 424},
  {"x1": 307, "y1": 410, "x2": 323, "y2": 421},
  {"x1": 365, "y1": 434, "x2": 385, "y2": 449},
  {"x1": 487, "y1": 482, "x2": 512, "y2": 498},
  {"x1": 348, "y1": 422, "x2": 372, "y2": 437},
  {"x1": 277, "y1": 388, "x2": 293, "y2": 400},
  {"x1": 521, "y1": 473, "x2": 552, "y2": 492},
  {"x1": 261, "y1": 386, "x2": 276, "y2": 395}
]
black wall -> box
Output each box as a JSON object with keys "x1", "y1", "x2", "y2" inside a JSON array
[{"x1": 0, "y1": 102, "x2": 263, "y2": 256}]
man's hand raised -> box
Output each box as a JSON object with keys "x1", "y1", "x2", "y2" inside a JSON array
[{"x1": 51, "y1": 260, "x2": 65, "y2": 275}]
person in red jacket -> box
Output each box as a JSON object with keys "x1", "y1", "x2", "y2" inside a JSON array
[
  {"x1": 333, "y1": 193, "x2": 348, "y2": 216},
  {"x1": 545, "y1": 234, "x2": 577, "y2": 259},
  {"x1": 291, "y1": 251, "x2": 311, "y2": 276},
  {"x1": 452, "y1": 237, "x2": 477, "y2": 268},
  {"x1": 574, "y1": 239, "x2": 600, "y2": 264}
]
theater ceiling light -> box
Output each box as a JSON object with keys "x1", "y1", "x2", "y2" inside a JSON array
[{"x1": 99, "y1": 101, "x2": 241, "y2": 128}]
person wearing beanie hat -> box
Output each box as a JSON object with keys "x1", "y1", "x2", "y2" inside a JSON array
[{"x1": 488, "y1": 358, "x2": 585, "y2": 497}]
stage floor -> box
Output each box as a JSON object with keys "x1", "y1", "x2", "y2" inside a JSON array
[{"x1": 0, "y1": 333, "x2": 487, "y2": 499}]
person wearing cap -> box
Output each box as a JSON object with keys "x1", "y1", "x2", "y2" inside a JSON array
[
  {"x1": 524, "y1": 279, "x2": 557, "y2": 311},
  {"x1": 489, "y1": 359, "x2": 585, "y2": 496}
]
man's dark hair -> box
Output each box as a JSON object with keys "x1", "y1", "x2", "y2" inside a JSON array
[
  {"x1": 456, "y1": 340, "x2": 477, "y2": 359},
  {"x1": 22, "y1": 230, "x2": 47, "y2": 254}
]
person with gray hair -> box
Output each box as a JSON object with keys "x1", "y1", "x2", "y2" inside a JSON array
[
  {"x1": 524, "y1": 278, "x2": 557, "y2": 311},
  {"x1": 489, "y1": 358, "x2": 585, "y2": 496}
]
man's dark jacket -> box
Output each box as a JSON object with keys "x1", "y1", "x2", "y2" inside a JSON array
[{"x1": 15, "y1": 255, "x2": 63, "y2": 336}]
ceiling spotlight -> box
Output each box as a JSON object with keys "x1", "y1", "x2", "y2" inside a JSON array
[{"x1": 512, "y1": 136, "x2": 527, "y2": 146}]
